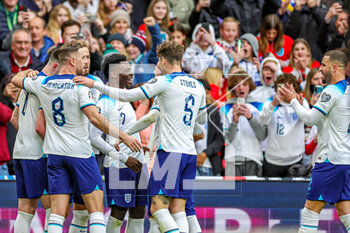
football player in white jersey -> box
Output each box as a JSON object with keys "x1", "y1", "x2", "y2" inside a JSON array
[
  {"x1": 74, "y1": 41, "x2": 207, "y2": 233},
  {"x1": 11, "y1": 41, "x2": 142, "y2": 233},
  {"x1": 11, "y1": 48, "x2": 60, "y2": 233},
  {"x1": 279, "y1": 50, "x2": 350, "y2": 233},
  {"x1": 89, "y1": 53, "x2": 147, "y2": 233}
]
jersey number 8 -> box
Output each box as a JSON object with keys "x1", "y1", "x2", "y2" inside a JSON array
[{"x1": 52, "y1": 97, "x2": 66, "y2": 127}]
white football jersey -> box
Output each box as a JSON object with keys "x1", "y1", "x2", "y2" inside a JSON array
[
  {"x1": 13, "y1": 72, "x2": 47, "y2": 159},
  {"x1": 141, "y1": 72, "x2": 206, "y2": 155},
  {"x1": 313, "y1": 80, "x2": 350, "y2": 164},
  {"x1": 96, "y1": 94, "x2": 144, "y2": 168},
  {"x1": 261, "y1": 98, "x2": 308, "y2": 166},
  {"x1": 87, "y1": 74, "x2": 103, "y2": 155},
  {"x1": 23, "y1": 74, "x2": 95, "y2": 158}
]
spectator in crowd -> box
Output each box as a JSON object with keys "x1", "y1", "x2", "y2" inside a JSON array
[
  {"x1": 107, "y1": 33, "x2": 127, "y2": 56},
  {"x1": 202, "y1": 67, "x2": 227, "y2": 103},
  {"x1": 60, "y1": 19, "x2": 81, "y2": 44},
  {"x1": 108, "y1": 9, "x2": 133, "y2": 40},
  {"x1": 0, "y1": 0, "x2": 21, "y2": 46},
  {"x1": 98, "y1": 0, "x2": 120, "y2": 27},
  {"x1": 302, "y1": 68, "x2": 323, "y2": 106},
  {"x1": 169, "y1": 23, "x2": 187, "y2": 46},
  {"x1": 22, "y1": 0, "x2": 60, "y2": 21},
  {"x1": 46, "y1": 4, "x2": 72, "y2": 44},
  {"x1": 138, "y1": 0, "x2": 171, "y2": 50},
  {"x1": 0, "y1": 29, "x2": 44, "y2": 75},
  {"x1": 317, "y1": 3, "x2": 349, "y2": 53},
  {"x1": 0, "y1": 75, "x2": 18, "y2": 175},
  {"x1": 248, "y1": 56, "x2": 282, "y2": 103},
  {"x1": 128, "y1": 16, "x2": 162, "y2": 84},
  {"x1": 231, "y1": 33, "x2": 261, "y2": 85},
  {"x1": 282, "y1": 38, "x2": 320, "y2": 84},
  {"x1": 167, "y1": 0, "x2": 194, "y2": 33},
  {"x1": 189, "y1": 0, "x2": 220, "y2": 38},
  {"x1": 221, "y1": 71, "x2": 266, "y2": 176},
  {"x1": 63, "y1": 0, "x2": 99, "y2": 21},
  {"x1": 29, "y1": 17, "x2": 55, "y2": 63},
  {"x1": 195, "y1": 79, "x2": 224, "y2": 176},
  {"x1": 258, "y1": 14, "x2": 294, "y2": 68},
  {"x1": 276, "y1": 0, "x2": 294, "y2": 25},
  {"x1": 217, "y1": 17, "x2": 240, "y2": 64},
  {"x1": 0, "y1": 100, "x2": 12, "y2": 176},
  {"x1": 284, "y1": 0, "x2": 325, "y2": 62},
  {"x1": 182, "y1": 23, "x2": 230, "y2": 75},
  {"x1": 259, "y1": 73, "x2": 308, "y2": 177},
  {"x1": 209, "y1": 0, "x2": 265, "y2": 35}
]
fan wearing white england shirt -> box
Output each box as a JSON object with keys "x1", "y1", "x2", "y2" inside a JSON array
[
  {"x1": 11, "y1": 41, "x2": 142, "y2": 233},
  {"x1": 11, "y1": 49, "x2": 60, "y2": 233},
  {"x1": 279, "y1": 50, "x2": 350, "y2": 233},
  {"x1": 74, "y1": 41, "x2": 207, "y2": 233}
]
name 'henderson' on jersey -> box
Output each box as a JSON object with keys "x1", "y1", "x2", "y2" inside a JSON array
[{"x1": 141, "y1": 71, "x2": 206, "y2": 155}]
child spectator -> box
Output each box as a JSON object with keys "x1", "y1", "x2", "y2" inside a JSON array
[
  {"x1": 169, "y1": 23, "x2": 186, "y2": 46},
  {"x1": 282, "y1": 38, "x2": 320, "y2": 84},
  {"x1": 302, "y1": 68, "x2": 323, "y2": 107},
  {"x1": 231, "y1": 33, "x2": 261, "y2": 85},
  {"x1": 221, "y1": 71, "x2": 266, "y2": 176},
  {"x1": 182, "y1": 23, "x2": 230, "y2": 75},
  {"x1": 217, "y1": 17, "x2": 240, "y2": 56},
  {"x1": 109, "y1": 9, "x2": 132, "y2": 40},
  {"x1": 259, "y1": 73, "x2": 309, "y2": 177},
  {"x1": 138, "y1": 0, "x2": 171, "y2": 50},
  {"x1": 46, "y1": 4, "x2": 72, "y2": 44},
  {"x1": 248, "y1": 56, "x2": 282, "y2": 103},
  {"x1": 107, "y1": 33, "x2": 127, "y2": 56},
  {"x1": 258, "y1": 14, "x2": 294, "y2": 68}
]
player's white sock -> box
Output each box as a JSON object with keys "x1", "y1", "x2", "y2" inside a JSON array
[
  {"x1": 340, "y1": 213, "x2": 350, "y2": 232},
  {"x1": 89, "y1": 212, "x2": 106, "y2": 233},
  {"x1": 14, "y1": 211, "x2": 34, "y2": 233},
  {"x1": 298, "y1": 208, "x2": 319, "y2": 233},
  {"x1": 44, "y1": 208, "x2": 51, "y2": 233},
  {"x1": 187, "y1": 215, "x2": 202, "y2": 233},
  {"x1": 172, "y1": 212, "x2": 189, "y2": 233},
  {"x1": 125, "y1": 217, "x2": 144, "y2": 233},
  {"x1": 148, "y1": 217, "x2": 161, "y2": 233},
  {"x1": 106, "y1": 216, "x2": 122, "y2": 233},
  {"x1": 153, "y1": 209, "x2": 179, "y2": 233},
  {"x1": 48, "y1": 214, "x2": 65, "y2": 233},
  {"x1": 68, "y1": 210, "x2": 89, "y2": 233}
]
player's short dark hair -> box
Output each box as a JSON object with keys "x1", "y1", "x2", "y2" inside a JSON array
[
  {"x1": 157, "y1": 41, "x2": 184, "y2": 64},
  {"x1": 58, "y1": 40, "x2": 88, "y2": 64},
  {"x1": 101, "y1": 53, "x2": 127, "y2": 79},
  {"x1": 324, "y1": 50, "x2": 348, "y2": 69},
  {"x1": 275, "y1": 73, "x2": 300, "y2": 93},
  {"x1": 45, "y1": 47, "x2": 60, "y2": 65},
  {"x1": 61, "y1": 20, "x2": 81, "y2": 34}
]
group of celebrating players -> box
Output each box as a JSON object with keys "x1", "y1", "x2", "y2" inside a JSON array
[{"x1": 8, "y1": 38, "x2": 350, "y2": 233}]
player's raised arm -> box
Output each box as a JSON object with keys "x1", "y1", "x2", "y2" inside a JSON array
[
  {"x1": 11, "y1": 69, "x2": 39, "y2": 89},
  {"x1": 82, "y1": 105, "x2": 142, "y2": 152}
]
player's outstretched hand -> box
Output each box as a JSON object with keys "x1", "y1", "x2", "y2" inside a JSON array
[
  {"x1": 73, "y1": 76, "x2": 95, "y2": 88},
  {"x1": 125, "y1": 157, "x2": 143, "y2": 173},
  {"x1": 121, "y1": 134, "x2": 142, "y2": 152}
]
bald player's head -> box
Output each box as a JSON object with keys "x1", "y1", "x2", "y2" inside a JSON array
[{"x1": 29, "y1": 17, "x2": 46, "y2": 44}]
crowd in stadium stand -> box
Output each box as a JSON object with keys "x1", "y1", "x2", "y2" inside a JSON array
[{"x1": 0, "y1": 0, "x2": 349, "y2": 178}]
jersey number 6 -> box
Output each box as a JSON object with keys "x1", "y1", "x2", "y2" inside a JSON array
[{"x1": 183, "y1": 95, "x2": 195, "y2": 126}]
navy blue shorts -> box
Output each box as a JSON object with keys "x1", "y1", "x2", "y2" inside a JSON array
[
  {"x1": 14, "y1": 158, "x2": 49, "y2": 199},
  {"x1": 307, "y1": 162, "x2": 350, "y2": 204},
  {"x1": 47, "y1": 154, "x2": 103, "y2": 195},
  {"x1": 105, "y1": 164, "x2": 148, "y2": 208},
  {"x1": 149, "y1": 150, "x2": 196, "y2": 199}
]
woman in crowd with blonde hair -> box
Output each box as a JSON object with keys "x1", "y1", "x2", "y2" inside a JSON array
[
  {"x1": 282, "y1": 38, "x2": 320, "y2": 84},
  {"x1": 46, "y1": 4, "x2": 72, "y2": 44}
]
